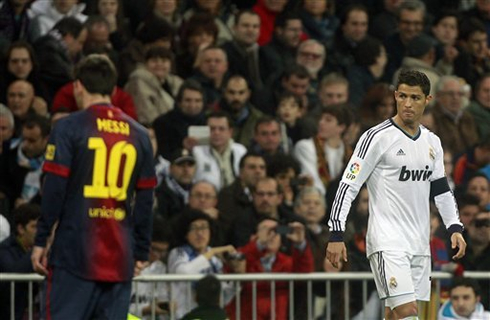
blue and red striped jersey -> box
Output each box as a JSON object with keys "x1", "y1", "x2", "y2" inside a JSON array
[{"x1": 36, "y1": 104, "x2": 156, "y2": 281}]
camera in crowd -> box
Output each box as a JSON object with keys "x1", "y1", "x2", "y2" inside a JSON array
[{"x1": 274, "y1": 225, "x2": 293, "y2": 235}]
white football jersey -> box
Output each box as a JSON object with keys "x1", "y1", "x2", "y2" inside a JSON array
[{"x1": 329, "y1": 119, "x2": 462, "y2": 256}]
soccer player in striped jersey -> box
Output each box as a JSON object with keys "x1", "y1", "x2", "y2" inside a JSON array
[
  {"x1": 326, "y1": 70, "x2": 466, "y2": 320},
  {"x1": 31, "y1": 55, "x2": 156, "y2": 319}
]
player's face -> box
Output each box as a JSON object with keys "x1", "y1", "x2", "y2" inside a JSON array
[
  {"x1": 394, "y1": 84, "x2": 431, "y2": 126},
  {"x1": 450, "y1": 286, "x2": 479, "y2": 318},
  {"x1": 186, "y1": 219, "x2": 210, "y2": 252},
  {"x1": 239, "y1": 156, "x2": 266, "y2": 188}
]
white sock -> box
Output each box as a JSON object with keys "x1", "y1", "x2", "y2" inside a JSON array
[{"x1": 400, "y1": 317, "x2": 419, "y2": 320}]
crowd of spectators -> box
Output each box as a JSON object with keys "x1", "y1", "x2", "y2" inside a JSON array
[{"x1": 0, "y1": 0, "x2": 489, "y2": 319}]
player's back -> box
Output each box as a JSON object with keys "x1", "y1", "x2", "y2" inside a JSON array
[{"x1": 45, "y1": 104, "x2": 155, "y2": 281}]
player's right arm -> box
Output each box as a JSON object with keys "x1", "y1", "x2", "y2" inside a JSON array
[
  {"x1": 326, "y1": 122, "x2": 390, "y2": 267},
  {"x1": 32, "y1": 121, "x2": 72, "y2": 274}
]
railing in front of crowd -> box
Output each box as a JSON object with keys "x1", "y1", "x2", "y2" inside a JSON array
[{"x1": 1, "y1": 271, "x2": 489, "y2": 320}]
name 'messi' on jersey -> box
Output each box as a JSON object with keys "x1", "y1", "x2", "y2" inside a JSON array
[
  {"x1": 97, "y1": 118, "x2": 130, "y2": 136},
  {"x1": 398, "y1": 165, "x2": 432, "y2": 181}
]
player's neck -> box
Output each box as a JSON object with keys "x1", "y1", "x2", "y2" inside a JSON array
[
  {"x1": 81, "y1": 94, "x2": 112, "y2": 109},
  {"x1": 392, "y1": 115, "x2": 419, "y2": 136}
]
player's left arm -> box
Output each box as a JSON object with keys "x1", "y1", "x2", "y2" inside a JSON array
[
  {"x1": 132, "y1": 133, "x2": 157, "y2": 264},
  {"x1": 430, "y1": 137, "x2": 466, "y2": 259}
]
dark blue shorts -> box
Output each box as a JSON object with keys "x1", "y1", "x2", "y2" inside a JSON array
[{"x1": 42, "y1": 267, "x2": 131, "y2": 320}]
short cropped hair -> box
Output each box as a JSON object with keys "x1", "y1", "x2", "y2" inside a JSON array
[
  {"x1": 396, "y1": 70, "x2": 431, "y2": 96},
  {"x1": 74, "y1": 54, "x2": 117, "y2": 96},
  {"x1": 13, "y1": 204, "x2": 41, "y2": 235}
]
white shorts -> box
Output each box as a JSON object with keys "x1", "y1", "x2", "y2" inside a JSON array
[{"x1": 368, "y1": 251, "x2": 431, "y2": 308}]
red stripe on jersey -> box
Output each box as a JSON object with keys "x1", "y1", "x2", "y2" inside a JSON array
[
  {"x1": 136, "y1": 177, "x2": 157, "y2": 189},
  {"x1": 43, "y1": 162, "x2": 71, "y2": 178}
]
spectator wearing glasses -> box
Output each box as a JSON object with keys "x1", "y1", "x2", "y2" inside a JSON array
[
  {"x1": 167, "y1": 209, "x2": 244, "y2": 319},
  {"x1": 431, "y1": 76, "x2": 479, "y2": 156},
  {"x1": 188, "y1": 181, "x2": 231, "y2": 246},
  {"x1": 232, "y1": 177, "x2": 298, "y2": 248}
]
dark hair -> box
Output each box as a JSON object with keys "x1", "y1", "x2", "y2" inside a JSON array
[
  {"x1": 195, "y1": 275, "x2": 221, "y2": 306},
  {"x1": 6, "y1": 40, "x2": 38, "y2": 70},
  {"x1": 339, "y1": 4, "x2": 368, "y2": 26},
  {"x1": 432, "y1": 9, "x2": 459, "y2": 27},
  {"x1": 53, "y1": 17, "x2": 85, "y2": 38},
  {"x1": 85, "y1": 15, "x2": 110, "y2": 31},
  {"x1": 13, "y1": 203, "x2": 41, "y2": 235},
  {"x1": 275, "y1": 11, "x2": 301, "y2": 29},
  {"x1": 456, "y1": 193, "x2": 481, "y2": 209},
  {"x1": 175, "y1": 79, "x2": 204, "y2": 104},
  {"x1": 235, "y1": 9, "x2": 259, "y2": 25},
  {"x1": 396, "y1": 70, "x2": 431, "y2": 96},
  {"x1": 175, "y1": 209, "x2": 213, "y2": 246},
  {"x1": 396, "y1": 0, "x2": 426, "y2": 20},
  {"x1": 238, "y1": 152, "x2": 265, "y2": 170},
  {"x1": 254, "y1": 116, "x2": 280, "y2": 133},
  {"x1": 459, "y1": 17, "x2": 486, "y2": 42},
  {"x1": 277, "y1": 91, "x2": 303, "y2": 110},
  {"x1": 253, "y1": 177, "x2": 282, "y2": 194},
  {"x1": 181, "y1": 13, "x2": 218, "y2": 49},
  {"x1": 144, "y1": 46, "x2": 174, "y2": 62},
  {"x1": 282, "y1": 63, "x2": 310, "y2": 81},
  {"x1": 74, "y1": 54, "x2": 117, "y2": 96},
  {"x1": 152, "y1": 215, "x2": 172, "y2": 243},
  {"x1": 474, "y1": 73, "x2": 490, "y2": 96},
  {"x1": 224, "y1": 74, "x2": 250, "y2": 89},
  {"x1": 23, "y1": 114, "x2": 51, "y2": 137},
  {"x1": 353, "y1": 36, "x2": 383, "y2": 66},
  {"x1": 450, "y1": 277, "x2": 481, "y2": 297},
  {"x1": 361, "y1": 83, "x2": 395, "y2": 119},
  {"x1": 136, "y1": 15, "x2": 174, "y2": 45},
  {"x1": 207, "y1": 110, "x2": 233, "y2": 128},
  {"x1": 321, "y1": 104, "x2": 352, "y2": 127},
  {"x1": 267, "y1": 154, "x2": 300, "y2": 178}
]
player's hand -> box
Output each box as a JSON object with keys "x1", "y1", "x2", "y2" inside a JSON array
[
  {"x1": 326, "y1": 242, "x2": 347, "y2": 269},
  {"x1": 31, "y1": 246, "x2": 48, "y2": 276},
  {"x1": 134, "y1": 260, "x2": 149, "y2": 276},
  {"x1": 451, "y1": 232, "x2": 466, "y2": 260}
]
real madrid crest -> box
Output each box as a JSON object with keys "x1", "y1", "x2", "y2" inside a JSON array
[
  {"x1": 389, "y1": 277, "x2": 398, "y2": 288},
  {"x1": 429, "y1": 147, "x2": 435, "y2": 160}
]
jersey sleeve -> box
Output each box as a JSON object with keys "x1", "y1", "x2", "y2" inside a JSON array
[
  {"x1": 135, "y1": 132, "x2": 157, "y2": 190},
  {"x1": 429, "y1": 135, "x2": 463, "y2": 232},
  {"x1": 328, "y1": 127, "x2": 387, "y2": 238},
  {"x1": 42, "y1": 120, "x2": 73, "y2": 178}
]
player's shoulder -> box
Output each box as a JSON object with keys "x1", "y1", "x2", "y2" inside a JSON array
[
  {"x1": 420, "y1": 125, "x2": 442, "y2": 145},
  {"x1": 359, "y1": 119, "x2": 395, "y2": 142}
]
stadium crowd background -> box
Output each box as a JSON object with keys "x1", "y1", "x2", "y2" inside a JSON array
[{"x1": 0, "y1": 0, "x2": 489, "y2": 319}]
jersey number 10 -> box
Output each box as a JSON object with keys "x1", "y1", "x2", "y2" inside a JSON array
[{"x1": 83, "y1": 137, "x2": 137, "y2": 201}]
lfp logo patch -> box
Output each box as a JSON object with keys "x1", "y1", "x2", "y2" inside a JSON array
[{"x1": 346, "y1": 162, "x2": 360, "y2": 180}]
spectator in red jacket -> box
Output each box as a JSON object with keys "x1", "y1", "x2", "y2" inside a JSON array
[
  {"x1": 229, "y1": 217, "x2": 314, "y2": 320},
  {"x1": 51, "y1": 81, "x2": 137, "y2": 120}
]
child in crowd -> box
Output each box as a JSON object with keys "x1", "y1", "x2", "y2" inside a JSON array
[{"x1": 276, "y1": 92, "x2": 315, "y2": 144}]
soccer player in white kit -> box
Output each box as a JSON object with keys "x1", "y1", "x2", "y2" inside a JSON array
[{"x1": 326, "y1": 70, "x2": 467, "y2": 320}]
